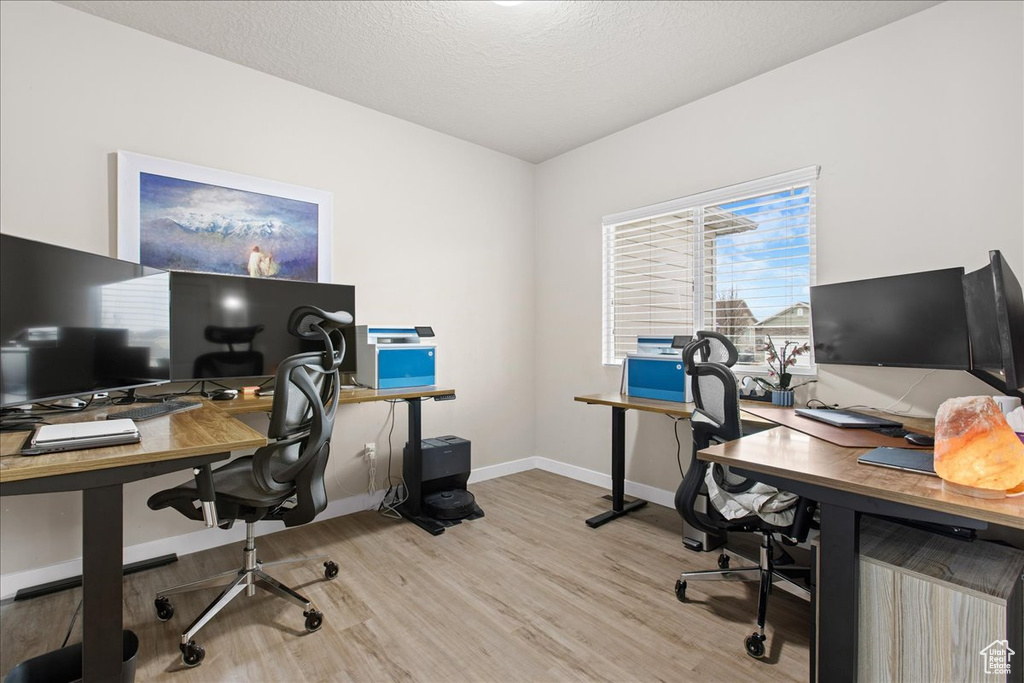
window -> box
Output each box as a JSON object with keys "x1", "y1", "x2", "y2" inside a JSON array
[{"x1": 602, "y1": 167, "x2": 818, "y2": 371}]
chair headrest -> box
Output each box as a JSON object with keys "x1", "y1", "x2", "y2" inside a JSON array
[
  {"x1": 695, "y1": 331, "x2": 739, "y2": 367},
  {"x1": 288, "y1": 306, "x2": 354, "y2": 339}
]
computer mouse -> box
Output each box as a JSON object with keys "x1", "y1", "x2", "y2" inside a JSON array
[
  {"x1": 904, "y1": 432, "x2": 935, "y2": 447},
  {"x1": 211, "y1": 390, "x2": 238, "y2": 401}
]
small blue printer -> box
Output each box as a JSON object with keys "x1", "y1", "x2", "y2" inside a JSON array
[
  {"x1": 355, "y1": 326, "x2": 436, "y2": 389},
  {"x1": 624, "y1": 336, "x2": 690, "y2": 403}
]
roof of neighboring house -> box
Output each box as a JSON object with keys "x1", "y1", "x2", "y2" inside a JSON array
[
  {"x1": 705, "y1": 207, "x2": 758, "y2": 236},
  {"x1": 755, "y1": 301, "x2": 810, "y2": 328},
  {"x1": 714, "y1": 298, "x2": 757, "y2": 324}
]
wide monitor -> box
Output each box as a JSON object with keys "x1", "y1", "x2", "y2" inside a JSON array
[
  {"x1": 0, "y1": 234, "x2": 171, "y2": 407},
  {"x1": 810, "y1": 267, "x2": 970, "y2": 370},
  {"x1": 963, "y1": 250, "x2": 1024, "y2": 396},
  {"x1": 169, "y1": 272, "x2": 356, "y2": 381}
]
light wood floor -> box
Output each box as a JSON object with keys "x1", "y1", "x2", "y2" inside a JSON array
[{"x1": 0, "y1": 470, "x2": 810, "y2": 681}]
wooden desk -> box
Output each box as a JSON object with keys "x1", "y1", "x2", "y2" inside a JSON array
[
  {"x1": 0, "y1": 402, "x2": 266, "y2": 683},
  {"x1": 217, "y1": 386, "x2": 456, "y2": 415},
  {"x1": 574, "y1": 393, "x2": 697, "y2": 526},
  {"x1": 698, "y1": 426, "x2": 1024, "y2": 682}
]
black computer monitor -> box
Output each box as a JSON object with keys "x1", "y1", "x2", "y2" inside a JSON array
[
  {"x1": 810, "y1": 267, "x2": 970, "y2": 370},
  {"x1": 0, "y1": 234, "x2": 171, "y2": 407},
  {"x1": 963, "y1": 250, "x2": 1024, "y2": 396},
  {"x1": 169, "y1": 272, "x2": 356, "y2": 381}
]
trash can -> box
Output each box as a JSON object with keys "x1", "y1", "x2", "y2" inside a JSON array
[{"x1": 3, "y1": 630, "x2": 138, "y2": 683}]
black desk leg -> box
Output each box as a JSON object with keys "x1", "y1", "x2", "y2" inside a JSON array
[
  {"x1": 82, "y1": 483, "x2": 124, "y2": 683},
  {"x1": 817, "y1": 503, "x2": 859, "y2": 683},
  {"x1": 404, "y1": 397, "x2": 423, "y2": 518},
  {"x1": 585, "y1": 406, "x2": 646, "y2": 528},
  {"x1": 397, "y1": 397, "x2": 447, "y2": 535}
]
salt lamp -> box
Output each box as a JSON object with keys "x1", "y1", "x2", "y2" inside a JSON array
[{"x1": 934, "y1": 396, "x2": 1024, "y2": 497}]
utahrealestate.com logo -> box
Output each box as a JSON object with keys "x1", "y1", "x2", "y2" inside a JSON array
[{"x1": 980, "y1": 640, "x2": 1015, "y2": 675}]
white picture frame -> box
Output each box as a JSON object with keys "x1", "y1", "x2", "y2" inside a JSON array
[{"x1": 117, "y1": 151, "x2": 333, "y2": 282}]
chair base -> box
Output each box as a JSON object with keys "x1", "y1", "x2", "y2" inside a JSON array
[
  {"x1": 154, "y1": 523, "x2": 335, "y2": 668},
  {"x1": 675, "y1": 533, "x2": 811, "y2": 660}
]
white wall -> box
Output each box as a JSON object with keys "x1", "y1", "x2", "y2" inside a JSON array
[
  {"x1": 534, "y1": 1, "x2": 1024, "y2": 493},
  {"x1": 0, "y1": 1, "x2": 535, "y2": 581}
]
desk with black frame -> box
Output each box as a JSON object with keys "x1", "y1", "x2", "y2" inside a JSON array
[
  {"x1": 572, "y1": 393, "x2": 782, "y2": 528},
  {"x1": 697, "y1": 423, "x2": 1024, "y2": 683},
  {"x1": 0, "y1": 401, "x2": 267, "y2": 683},
  {"x1": 1, "y1": 385, "x2": 456, "y2": 681}
]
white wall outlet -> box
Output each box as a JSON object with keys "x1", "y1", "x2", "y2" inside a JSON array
[{"x1": 364, "y1": 442, "x2": 376, "y2": 461}]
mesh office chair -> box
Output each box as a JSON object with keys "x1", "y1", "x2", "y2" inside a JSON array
[
  {"x1": 148, "y1": 306, "x2": 352, "y2": 668},
  {"x1": 674, "y1": 334, "x2": 817, "y2": 659}
]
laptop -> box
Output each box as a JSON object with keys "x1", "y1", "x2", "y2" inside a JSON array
[
  {"x1": 857, "y1": 447, "x2": 937, "y2": 476},
  {"x1": 793, "y1": 408, "x2": 902, "y2": 429},
  {"x1": 22, "y1": 419, "x2": 141, "y2": 455}
]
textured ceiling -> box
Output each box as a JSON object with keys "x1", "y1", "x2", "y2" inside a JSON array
[{"x1": 58, "y1": 0, "x2": 939, "y2": 163}]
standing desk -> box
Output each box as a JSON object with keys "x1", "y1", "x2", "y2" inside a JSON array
[
  {"x1": 1, "y1": 386, "x2": 455, "y2": 680},
  {"x1": 0, "y1": 401, "x2": 266, "y2": 683},
  {"x1": 573, "y1": 393, "x2": 783, "y2": 528},
  {"x1": 573, "y1": 393, "x2": 697, "y2": 527},
  {"x1": 698, "y1": 424, "x2": 1024, "y2": 682}
]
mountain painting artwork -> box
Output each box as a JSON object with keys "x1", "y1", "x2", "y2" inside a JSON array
[
  {"x1": 140, "y1": 173, "x2": 318, "y2": 281},
  {"x1": 118, "y1": 152, "x2": 333, "y2": 282}
]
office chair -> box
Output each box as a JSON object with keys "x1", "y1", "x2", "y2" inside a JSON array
[
  {"x1": 148, "y1": 306, "x2": 352, "y2": 668},
  {"x1": 674, "y1": 334, "x2": 817, "y2": 659}
]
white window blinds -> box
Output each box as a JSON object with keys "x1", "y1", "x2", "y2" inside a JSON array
[{"x1": 602, "y1": 167, "x2": 818, "y2": 369}]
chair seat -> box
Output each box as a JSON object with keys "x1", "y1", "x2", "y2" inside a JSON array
[{"x1": 148, "y1": 455, "x2": 293, "y2": 513}]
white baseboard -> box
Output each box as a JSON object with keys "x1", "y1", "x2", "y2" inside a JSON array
[
  {"x1": 0, "y1": 490, "x2": 385, "y2": 601},
  {"x1": 1, "y1": 458, "x2": 675, "y2": 600},
  {"x1": 534, "y1": 457, "x2": 675, "y2": 509},
  {"x1": 467, "y1": 456, "x2": 537, "y2": 484}
]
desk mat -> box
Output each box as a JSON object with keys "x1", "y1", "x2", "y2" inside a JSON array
[{"x1": 739, "y1": 405, "x2": 930, "y2": 449}]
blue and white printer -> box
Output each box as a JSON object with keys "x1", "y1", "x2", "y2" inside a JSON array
[
  {"x1": 355, "y1": 326, "x2": 436, "y2": 389},
  {"x1": 624, "y1": 336, "x2": 691, "y2": 403}
]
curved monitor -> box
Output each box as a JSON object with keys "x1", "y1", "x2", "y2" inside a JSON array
[{"x1": 0, "y1": 234, "x2": 171, "y2": 407}]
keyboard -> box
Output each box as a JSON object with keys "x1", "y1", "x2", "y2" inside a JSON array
[
  {"x1": 106, "y1": 400, "x2": 202, "y2": 422},
  {"x1": 867, "y1": 425, "x2": 911, "y2": 438}
]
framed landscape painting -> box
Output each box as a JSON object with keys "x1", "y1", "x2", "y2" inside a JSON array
[{"x1": 117, "y1": 151, "x2": 332, "y2": 282}]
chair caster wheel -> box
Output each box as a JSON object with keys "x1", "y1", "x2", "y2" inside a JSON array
[
  {"x1": 717, "y1": 554, "x2": 730, "y2": 569},
  {"x1": 674, "y1": 579, "x2": 687, "y2": 602},
  {"x1": 155, "y1": 596, "x2": 174, "y2": 622},
  {"x1": 745, "y1": 632, "x2": 766, "y2": 659},
  {"x1": 180, "y1": 640, "x2": 205, "y2": 667},
  {"x1": 304, "y1": 609, "x2": 323, "y2": 632},
  {"x1": 324, "y1": 560, "x2": 339, "y2": 580}
]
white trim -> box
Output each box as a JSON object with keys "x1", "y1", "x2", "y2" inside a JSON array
[
  {"x1": 0, "y1": 490, "x2": 382, "y2": 600},
  {"x1": 467, "y1": 456, "x2": 538, "y2": 484},
  {"x1": 116, "y1": 150, "x2": 334, "y2": 282},
  {"x1": 0, "y1": 458, "x2": 677, "y2": 600},
  {"x1": 602, "y1": 165, "x2": 820, "y2": 227},
  {"x1": 534, "y1": 457, "x2": 676, "y2": 509}
]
